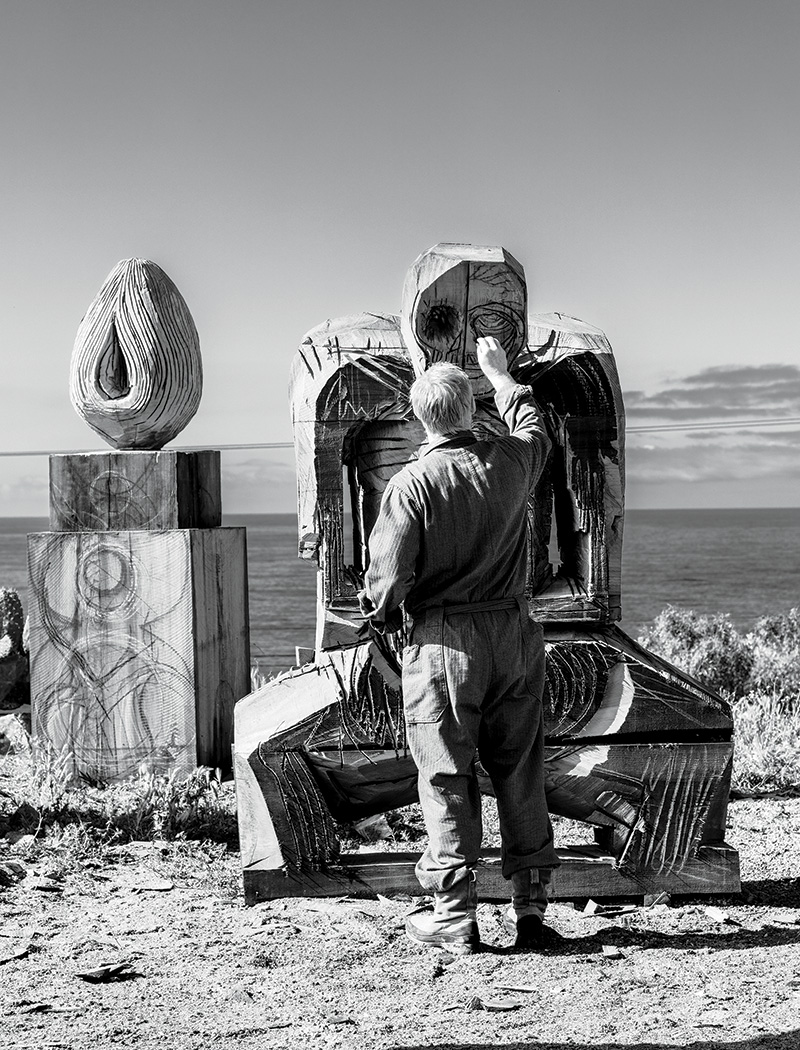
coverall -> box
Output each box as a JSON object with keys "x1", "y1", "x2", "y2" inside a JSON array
[{"x1": 364, "y1": 382, "x2": 560, "y2": 896}]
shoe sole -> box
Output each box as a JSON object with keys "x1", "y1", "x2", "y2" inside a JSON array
[{"x1": 405, "y1": 929, "x2": 479, "y2": 955}]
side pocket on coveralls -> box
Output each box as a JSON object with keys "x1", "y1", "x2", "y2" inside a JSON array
[
  {"x1": 401, "y1": 608, "x2": 449, "y2": 724},
  {"x1": 524, "y1": 616, "x2": 547, "y2": 703}
]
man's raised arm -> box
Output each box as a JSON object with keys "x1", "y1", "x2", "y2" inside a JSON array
[{"x1": 476, "y1": 336, "x2": 551, "y2": 477}]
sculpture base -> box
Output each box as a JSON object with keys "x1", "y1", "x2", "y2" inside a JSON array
[
  {"x1": 28, "y1": 527, "x2": 249, "y2": 782},
  {"x1": 49, "y1": 450, "x2": 221, "y2": 532},
  {"x1": 243, "y1": 842, "x2": 740, "y2": 905}
]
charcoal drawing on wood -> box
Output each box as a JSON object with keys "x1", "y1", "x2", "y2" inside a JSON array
[{"x1": 234, "y1": 243, "x2": 739, "y2": 902}]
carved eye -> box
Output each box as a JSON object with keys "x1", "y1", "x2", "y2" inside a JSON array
[{"x1": 420, "y1": 301, "x2": 461, "y2": 345}]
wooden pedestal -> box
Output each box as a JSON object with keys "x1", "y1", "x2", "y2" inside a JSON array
[
  {"x1": 49, "y1": 450, "x2": 221, "y2": 531},
  {"x1": 28, "y1": 449, "x2": 249, "y2": 782},
  {"x1": 28, "y1": 528, "x2": 249, "y2": 782}
]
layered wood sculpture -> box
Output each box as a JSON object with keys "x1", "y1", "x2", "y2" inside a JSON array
[
  {"x1": 235, "y1": 243, "x2": 739, "y2": 903},
  {"x1": 29, "y1": 263, "x2": 249, "y2": 782},
  {"x1": 69, "y1": 258, "x2": 202, "y2": 450}
]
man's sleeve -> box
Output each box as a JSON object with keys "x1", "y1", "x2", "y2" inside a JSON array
[
  {"x1": 494, "y1": 382, "x2": 551, "y2": 483},
  {"x1": 362, "y1": 480, "x2": 421, "y2": 632}
]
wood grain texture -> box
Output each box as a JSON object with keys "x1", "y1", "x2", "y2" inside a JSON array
[
  {"x1": 28, "y1": 528, "x2": 248, "y2": 781},
  {"x1": 70, "y1": 259, "x2": 202, "y2": 450},
  {"x1": 517, "y1": 314, "x2": 625, "y2": 622},
  {"x1": 290, "y1": 312, "x2": 417, "y2": 641},
  {"x1": 190, "y1": 527, "x2": 250, "y2": 768},
  {"x1": 244, "y1": 843, "x2": 740, "y2": 904},
  {"x1": 49, "y1": 450, "x2": 221, "y2": 531}
]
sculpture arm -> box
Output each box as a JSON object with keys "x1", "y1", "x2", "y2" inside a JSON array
[{"x1": 362, "y1": 480, "x2": 421, "y2": 633}]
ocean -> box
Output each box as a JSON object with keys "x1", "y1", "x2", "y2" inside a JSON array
[{"x1": 2, "y1": 509, "x2": 798, "y2": 679}]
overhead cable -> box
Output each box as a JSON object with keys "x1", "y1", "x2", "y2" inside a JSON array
[{"x1": 2, "y1": 417, "x2": 799, "y2": 458}]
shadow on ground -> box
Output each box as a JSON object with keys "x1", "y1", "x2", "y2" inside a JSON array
[
  {"x1": 478, "y1": 922, "x2": 800, "y2": 957},
  {"x1": 388, "y1": 1033, "x2": 800, "y2": 1050},
  {"x1": 742, "y1": 877, "x2": 800, "y2": 907}
]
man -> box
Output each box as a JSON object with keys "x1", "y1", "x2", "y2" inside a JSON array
[{"x1": 361, "y1": 335, "x2": 560, "y2": 954}]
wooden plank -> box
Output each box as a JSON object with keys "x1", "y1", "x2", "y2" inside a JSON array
[
  {"x1": 49, "y1": 450, "x2": 221, "y2": 531},
  {"x1": 190, "y1": 528, "x2": 250, "y2": 771},
  {"x1": 243, "y1": 843, "x2": 740, "y2": 905}
]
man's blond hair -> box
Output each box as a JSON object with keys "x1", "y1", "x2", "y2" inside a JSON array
[{"x1": 410, "y1": 363, "x2": 474, "y2": 435}]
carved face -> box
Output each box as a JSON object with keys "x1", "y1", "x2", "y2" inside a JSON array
[{"x1": 402, "y1": 246, "x2": 527, "y2": 396}]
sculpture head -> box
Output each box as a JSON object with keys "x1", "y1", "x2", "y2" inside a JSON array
[
  {"x1": 70, "y1": 259, "x2": 202, "y2": 450},
  {"x1": 410, "y1": 362, "x2": 475, "y2": 438},
  {"x1": 401, "y1": 243, "x2": 527, "y2": 397}
]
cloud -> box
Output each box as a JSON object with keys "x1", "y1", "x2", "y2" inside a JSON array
[
  {"x1": 688, "y1": 428, "x2": 800, "y2": 445},
  {"x1": 626, "y1": 432, "x2": 800, "y2": 484},
  {"x1": 0, "y1": 471, "x2": 49, "y2": 515},
  {"x1": 625, "y1": 362, "x2": 800, "y2": 421}
]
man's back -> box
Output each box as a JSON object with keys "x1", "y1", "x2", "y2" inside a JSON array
[{"x1": 365, "y1": 384, "x2": 550, "y2": 625}]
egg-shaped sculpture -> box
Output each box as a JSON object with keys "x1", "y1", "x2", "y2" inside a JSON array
[{"x1": 70, "y1": 259, "x2": 202, "y2": 449}]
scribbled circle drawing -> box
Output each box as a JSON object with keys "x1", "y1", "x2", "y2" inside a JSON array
[
  {"x1": 40, "y1": 635, "x2": 194, "y2": 781},
  {"x1": 76, "y1": 543, "x2": 140, "y2": 620},
  {"x1": 468, "y1": 302, "x2": 525, "y2": 357},
  {"x1": 85, "y1": 470, "x2": 161, "y2": 528}
]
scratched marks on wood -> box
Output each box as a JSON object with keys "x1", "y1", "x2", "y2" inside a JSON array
[
  {"x1": 49, "y1": 450, "x2": 221, "y2": 531},
  {"x1": 401, "y1": 244, "x2": 527, "y2": 397},
  {"x1": 28, "y1": 531, "x2": 196, "y2": 781},
  {"x1": 233, "y1": 245, "x2": 738, "y2": 900},
  {"x1": 28, "y1": 528, "x2": 250, "y2": 781}
]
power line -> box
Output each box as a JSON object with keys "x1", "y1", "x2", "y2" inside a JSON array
[
  {"x1": 1, "y1": 417, "x2": 799, "y2": 458},
  {"x1": 0, "y1": 441, "x2": 295, "y2": 458},
  {"x1": 627, "y1": 417, "x2": 800, "y2": 434}
]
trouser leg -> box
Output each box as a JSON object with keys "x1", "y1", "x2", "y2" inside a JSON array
[
  {"x1": 402, "y1": 608, "x2": 487, "y2": 895},
  {"x1": 411, "y1": 743, "x2": 483, "y2": 893},
  {"x1": 479, "y1": 615, "x2": 560, "y2": 879},
  {"x1": 510, "y1": 866, "x2": 552, "y2": 920}
]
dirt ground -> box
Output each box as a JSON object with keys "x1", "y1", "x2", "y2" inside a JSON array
[{"x1": 1, "y1": 790, "x2": 799, "y2": 1050}]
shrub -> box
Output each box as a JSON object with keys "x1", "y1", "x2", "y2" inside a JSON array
[
  {"x1": 637, "y1": 605, "x2": 753, "y2": 698},
  {"x1": 746, "y1": 609, "x2": 800, "y2": 699},
  {"x1": 732, "y1": 691, "x2": 800, "y2": 794}
]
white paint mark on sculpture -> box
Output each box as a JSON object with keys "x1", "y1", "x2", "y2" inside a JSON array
[{"x1": 70, "y1": 258, "x2": 202, "y2": 449}]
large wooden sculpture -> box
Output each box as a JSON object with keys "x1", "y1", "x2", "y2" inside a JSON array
[
  {"x1": 28, "y1": 260, "x2": 250, "y2": 782},
  {"x1": 235, "y1": 244, "x2": 739, "y2": 903}
]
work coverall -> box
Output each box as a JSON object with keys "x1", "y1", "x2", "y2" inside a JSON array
[{"x1": 364, "y1": 383, "x2": 560, "y2": 898}]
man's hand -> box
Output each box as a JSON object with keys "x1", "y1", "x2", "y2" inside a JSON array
[{"x1": 476, "y1": 336, "x2": 515, "y2": 394}]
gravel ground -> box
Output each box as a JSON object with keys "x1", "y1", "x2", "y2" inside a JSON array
[{"x1": 1, "y1": 795, "x2": 799, "y2": 1050}]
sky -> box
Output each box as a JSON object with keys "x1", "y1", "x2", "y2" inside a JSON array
[{"x1": 1, "y1": 0, "x2": 798, "y2": 514}]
